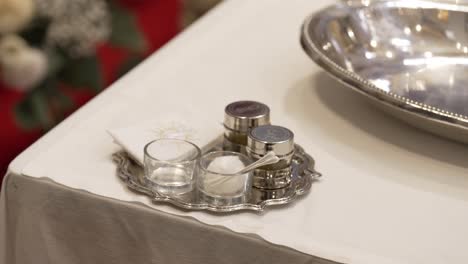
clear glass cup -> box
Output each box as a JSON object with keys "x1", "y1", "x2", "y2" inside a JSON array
[
  {"x1": 144, "y1": 139, "x2": 201, "y2": 195},
  {"x1": 197, "y1": 151, "x2": 253, "y2": 205}
]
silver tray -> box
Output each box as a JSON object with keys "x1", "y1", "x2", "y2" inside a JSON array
[
  {"x1": 113, "y1": 144, "x2": 321, "y2": 213},
  {"x1": 301, "y1": 0, "x2": 468, "y2": 143}
]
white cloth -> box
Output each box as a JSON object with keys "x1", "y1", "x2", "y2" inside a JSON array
[
  {"x1": 3, "y1": 1, "x2": 468, "y2": 264},
  {"x1": 107, "y1": 112, "x2": 223, "y2": 164}
]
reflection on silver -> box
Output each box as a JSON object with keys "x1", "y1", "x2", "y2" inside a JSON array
[
  {"x1": 113, "y1": 144, "x2": 321, "y2": 213},
  {"x1": 301, "y1": 0, "x2": 468, "y2": 143}
]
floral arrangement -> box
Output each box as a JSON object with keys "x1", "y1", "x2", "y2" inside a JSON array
[{"x1": 0, "y1": 0, "x2": 147, "y2": 130}]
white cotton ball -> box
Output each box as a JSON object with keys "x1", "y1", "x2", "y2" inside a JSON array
[
  {"x1": 0, "y1": 0, "x2": 35, "y2": 34},
  {"x1": 0, "y1": 35, "x2": 48, "y2": 91},
  {"x1": 203, "y1": 156, "x2": 248, "y2": 197},
  {"x1": 207, "y1": 156, "x2": 245, "y2": 174}
]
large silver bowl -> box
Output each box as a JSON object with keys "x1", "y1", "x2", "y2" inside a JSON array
[{"x1": 301, "y1": 0, "x2": 468, "y2": 143}]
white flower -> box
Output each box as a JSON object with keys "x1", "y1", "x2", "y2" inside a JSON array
[
  {"x1": 0, "y1": 35, "x2": 48, "y2": 91},
  {"x1": 0, "y1": 0, "x2": 35, "y2": 34},
  {"x1": 36, "y1": 0, "x2": 110, "y2": 57}
]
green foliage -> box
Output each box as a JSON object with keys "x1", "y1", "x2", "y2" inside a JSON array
[
  {"x1": 59, "y1": 55, "x2": 103, "y2": 92},
  {"x1": 109, "y1": 2, "x2": 148, "y2": 52},
  {"x1": 14, "y1": 78, "x2": 56, "y2": 130},
  {"x1": 13, "y1": 2, "x2": 148, "y2": 130},
  {"x1": 117, "y1": 55, "x2": 144, "y2": 77}
]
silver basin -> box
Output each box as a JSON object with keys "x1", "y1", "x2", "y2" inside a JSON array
[{"x1": 301, "y1": 0, "x2": 468, "y2": 143}]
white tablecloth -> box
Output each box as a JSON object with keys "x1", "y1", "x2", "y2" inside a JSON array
[{"x1": 3, "y1": 0, "x2": 468, "y2": 263}]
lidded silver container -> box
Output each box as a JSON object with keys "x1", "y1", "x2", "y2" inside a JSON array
[
  {"x1": 247, "y1": 125, "x2": 295, "y2": 189},
  {"x1": 224, "y1": 101, "x2": 270, "y2": 146}
]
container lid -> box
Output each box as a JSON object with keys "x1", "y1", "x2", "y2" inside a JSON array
[
  {"x1": 247, "y1": 125, "x2": 294, "y2": 156},
  {"x1": 224, "y1": 101, "x2": 270, "y2": 133}
]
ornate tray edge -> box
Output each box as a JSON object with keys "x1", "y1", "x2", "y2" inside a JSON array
[
  {"x1": 113, "y1": 145, "x2": 321, "y2": 213},
  {"x1": 300, "y1": 0, "x2": 468, "y2": 129}
]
